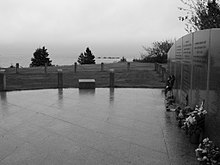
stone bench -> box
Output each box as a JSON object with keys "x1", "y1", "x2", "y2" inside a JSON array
[{"x1": 78, "y1": 79, "x2": 95, "y2": 89}]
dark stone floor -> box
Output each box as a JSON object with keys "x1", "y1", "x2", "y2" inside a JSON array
[{"x1": 0, "y1": 88, "x2": 198, "y2": 165}]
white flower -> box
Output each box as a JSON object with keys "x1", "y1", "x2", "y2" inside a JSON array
[
  {"x1": 202, "y1": 156, "x2": 208, "y2": 161},
  {"x1": 203, "y1": 138, "x2": 209, "y2": 143},
  {"x1": 197, "y1": 157, "x2": 202, "y2": 161},
  {"x1": 202, "y1": 110, "x2": 207, "y2": 114}
]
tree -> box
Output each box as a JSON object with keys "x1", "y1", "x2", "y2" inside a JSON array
[
  {"x1": 141, "y1": 40, "x2": 174, "y2": 63},
  {"x1": 179, "y1": 0, "x2": 220, "y2": 32},
  {"x1": 77, "y1": 53, "x2": 85, "y2": 65},
  {"x1": 77, "y1": 47, "x2": 95, "y2": 64},
  {"x1": 119, "y1": 56, "x2": 127, "y2": 62},
  {"x1": 30, "y1": 46, "x2": 52, "y2": 67}
]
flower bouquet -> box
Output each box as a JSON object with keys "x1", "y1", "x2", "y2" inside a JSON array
[
  {"x1": 165, "y1": 95, "x2": 175, "y2": 111},
  {"x1": 195, "y1": 138, "x2": 220, "y2": 164},
  {"x1": 175, "y1": 106, "x2": 193, "y2": 128},
  {"x1": 180, "y1": 101, "x2": 207, "y2": 143}
]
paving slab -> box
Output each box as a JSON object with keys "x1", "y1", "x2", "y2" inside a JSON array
[{"x1": 0, "y1": 88, "x2": 198, "y2": 165}]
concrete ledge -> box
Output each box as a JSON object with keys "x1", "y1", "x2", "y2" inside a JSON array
[{"x1": 79, "y1": 79, "x2": 95, "y2": 89}]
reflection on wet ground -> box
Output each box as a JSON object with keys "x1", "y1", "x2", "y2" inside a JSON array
[{"x1": 0, "y1": 88, "x2": 197, "y2": 165}]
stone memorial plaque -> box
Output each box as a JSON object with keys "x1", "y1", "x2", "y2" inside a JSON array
[
  {"x1": 181, "y1": 64, "x2": 191, "y2": 104},
  {"x1": 167, "y1": 44, "x2": 175, "y2": 74},
  {"x1": 183, "y1": 33, "x2": 193, "y2": 62},
  {"x1": 173, "y1": 39, "x2": 182, "y2": 103},
  {"x1": 193, "y1": 30, "x2": 209, "y2": 66},
  {"x1": 175, "y1": 62, "x2": 182, "y2": 102},
  {"x1": 191, "y1": 30, "x2": 209, "y2": 107},
  {"x1": 175, "y1": 38, "x2": 182, "y2": 62},
  {"x1": 181, "y1": 33, "x2": 193, "y2": 104}
]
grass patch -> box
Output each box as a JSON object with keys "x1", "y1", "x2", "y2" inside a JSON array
[{"x1": 4, "y1": 62, "x2": 165, "y2": 91}]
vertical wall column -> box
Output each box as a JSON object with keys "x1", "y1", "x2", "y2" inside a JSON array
[
  {"x1": 101, "y1": 62, "x2": 104, "y2": 71},
  {"x1": 16, "y1": 63, "x2": 19, "y2": 74},
  {"x1": 44, "y1": 63, "x2": 48, "y2": 74},
  {"x1": 109, "y1": 69, "x2": 115, "y2": 88},
  {"x1": 74, "y1": 62, "x2": 77, "y2": 73},
  {"x1": 127, "y1": 62, "x2": 130, "y2": 71},
  {"x1": 161, "y1": 67, "x2": 165, "y2": 82},
  {"x1": 0, "y1": 70, "x2": 6, "y2": 91},
  {"x1": 57, "y1": 69, "x2": 63, "y2": 88},
  {"x1": 154, "y1": 63, "x2": 157, "y2": 71}
]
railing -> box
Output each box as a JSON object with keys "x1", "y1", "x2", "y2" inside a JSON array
[
  {"x1": 0, "y1": 62, "x2": 165, "y2": 91},
  {"x1": 154, "y1": 62, "x2": 169, "y2": 83}
]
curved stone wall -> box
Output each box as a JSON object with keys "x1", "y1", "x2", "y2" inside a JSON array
[{"x1": 167, "y1": 28, "x2": 220, "y2": 145}]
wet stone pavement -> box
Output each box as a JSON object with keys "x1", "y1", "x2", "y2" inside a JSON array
[{"x1": 0, "y1": 88, "x2": 198, "y2": 165}]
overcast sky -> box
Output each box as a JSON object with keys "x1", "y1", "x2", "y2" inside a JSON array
[{"x1": 0, "y1": 0, "x2": 187, "y2": 64}]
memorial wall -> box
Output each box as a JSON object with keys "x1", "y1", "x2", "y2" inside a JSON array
[{"x1": 167, "y1": 28, "x2": 220, "y2": 145}]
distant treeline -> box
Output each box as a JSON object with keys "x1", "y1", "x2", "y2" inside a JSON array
[
  {"x1": 135, "y1": 40, "x2": 174, "y2": 64},
  {"x1": 133, "y1": 56, "x2": 167, "y2": 63}
]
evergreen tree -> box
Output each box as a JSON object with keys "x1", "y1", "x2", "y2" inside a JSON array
[
  {"x1": 30, "y1": 46, "x2": 52, "y2": 67},
  {"x1": 77, "y1": 47, "x2": 95, "y2": 64},
  {"x1": 84, "y1": 47, "x2": 95, "y2": 64},
  {"x1": 77, "y1": 53, "x2": 85, "y2": 64}
]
